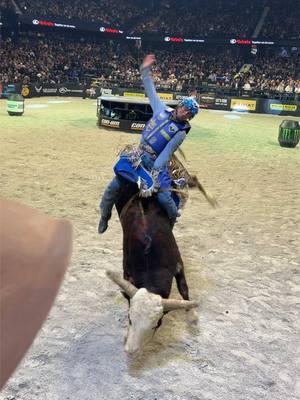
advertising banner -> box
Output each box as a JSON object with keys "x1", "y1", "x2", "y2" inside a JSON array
[
  {"x1": 230, "y1": 98, "x2": 257, "y2": 112},
  {"x1": 122, "y1": 90, "x2": 173, "y2": 101},
  {"x1": 33, "y1": 83, "x2": 58, "y2": 95},
  {"x1": 157, "y1": 93, "x2": 173, "y2": 101},
  {"x1": 19, "y1": 83, "x2": 84, "y2": 97},
  {"x1": 199, "y1": 93, "x2": 216, "y2": 109},
  {"x1": 99, "y1": 118, "x2": 121, "y2": 129},
  {"x1": 129, "y1": 122, "x2": 146, "y2": 131},
  {"x1": 214, "y1": 97, "x2": 230, "y2": 110},
  {"x1": 123, "y1": 91, "x2": 145, "y2": 98},
  {"x1": 58, "y1": 84, "x2": 84, "y2": 96},
  {"x1": 19, "y1": 14, "x2": 300, "y2": 47},
  {"x1": 262, "y1": 99, "x2": 300, "y2": 116},
  {"x1": 98, "y1": 117, "x2": 145, "y2": 132}
]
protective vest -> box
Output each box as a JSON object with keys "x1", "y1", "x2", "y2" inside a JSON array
[{"x1": 142, "y1": 108, "x2": 190, "y2": 155}]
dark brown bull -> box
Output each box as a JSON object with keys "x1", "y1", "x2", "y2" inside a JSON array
[
  {"x1": 106, "y1": 154, "x2": 218, "y2": 356},
  {"x1": 106, "y1": 175, "x2": 201, "y2": 356}
]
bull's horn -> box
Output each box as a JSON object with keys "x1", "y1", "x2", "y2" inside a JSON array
[
  {"x1": 161, "y1": 299, "x2": 199, "y2": 312},
  {"x1": 106, "y1": 270, "x2": 138, "y2": 298}
]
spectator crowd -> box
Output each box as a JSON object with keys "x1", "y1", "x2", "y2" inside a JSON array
[
  {"x1": 1, "y1": 0, "x2": 298, "y2": 38},
  {"x1": 132, "y1": 0, "x2": 263, "y2": 38},
  {"x1": 17, "y1": 0, "x2": 147, "y2": 28},
  {"x1": 1, "y1": 32, "x2": 299, "y2": 98}
]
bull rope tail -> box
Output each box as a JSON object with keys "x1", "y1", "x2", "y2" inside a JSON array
[
  {"x1": 170, "y1": 154, "x2": 219, "y2": 209},
  {"x1": 119, "y1": 193, "x2": 148, "y2": 229},
  {"x1": 189, "y1": 176, "x2": 219, "y2": 208}
]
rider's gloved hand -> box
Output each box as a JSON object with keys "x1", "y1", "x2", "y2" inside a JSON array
[{"x1": 173, "y1": 178, "x2": 186, "y2": 188}]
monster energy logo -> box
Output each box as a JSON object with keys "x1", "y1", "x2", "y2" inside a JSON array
[
  {"x1": 7, "y1": 100, "x2": 24, "y2": 112},
  {"x1": 280, "y1": 128, "x2": 300, "y2": 142}
]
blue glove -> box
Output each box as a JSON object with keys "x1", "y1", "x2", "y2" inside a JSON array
[{"x1": 173, "y1": 178, "x2": 186, "y2": 188}]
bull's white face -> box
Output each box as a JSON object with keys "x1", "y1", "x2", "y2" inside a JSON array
[{"x1": 124, "y1": 288, "x2": 164, "y2": 357}]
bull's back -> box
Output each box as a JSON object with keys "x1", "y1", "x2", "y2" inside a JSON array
[{"x1": 122, "y1": 204, "x2": 181, "y2": 298}]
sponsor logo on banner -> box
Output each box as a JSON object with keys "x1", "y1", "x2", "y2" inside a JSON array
[
  {"x1": 164, "y1": 36, "x2": 184, "y2": 42},
  {"x1": 184, "y1": 38, "x2": 205, "y2": 43},
  {"x1": 99, "y1": 26, "x2": 123, "y2": 34},
  {"x1": 35, "y1": 86, "x2": 42, "y2": 93},
  {"x1": 32, "y1": 19, "x2": 75, "y2": 28},
  {"x1": 230, "y1": 38, "x2": 252, "y2": 45},
  {"x1": 126, "y1": 36, "x2": 141, "y2": 40},
  {"x1": 124, "y1": 92, "x2": 145, "y2": 98},
  {"x1": 231, "y1": 99, "x2": 256, "y2": 111},
  {"x1": 157, "y1": 93, "x2": 173, "y2": 100},
  {"x1": 58, "y1": 87, "x2": 83, "y2": 94},
  {"x1": 270, "y1": 103, "x2": 297, "y2": 112},
  {"x1": 130, "y1": 122, "x2": 146, "y2": 130},
  {"x1": 21, "y1": 86, "x2": 30, "y2": 97},
  {"x1": 252, "y1": 40, "x2": 274, "y2": 45},
  {"x1": 43, "y1": 88, "x2": 57, "y2": 94},
  {"x1": 101, "y1": 118, "x2": 120, "y2": 128},
  {"x1": 199, "y1": 94, "x2": 215, "y2": 108},
  {"x1": 215, "y1": 98, "x2": 228, "y2": 107}
]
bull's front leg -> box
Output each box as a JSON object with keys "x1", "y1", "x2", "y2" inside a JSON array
[{"x1": 175, "y1": 263, "x2": 199, "y2": 324}]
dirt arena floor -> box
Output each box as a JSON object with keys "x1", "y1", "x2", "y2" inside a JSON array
[{"x1": 0, "y1": 97, "x2": 299, "y2": 400}]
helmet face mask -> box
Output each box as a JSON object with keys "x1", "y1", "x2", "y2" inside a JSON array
[
  {"x1": 175, "y1": 105, "x2": 194, "y2": 121},
  {"x1": 177, "y1": 97, "x2": 199, "y2": 120}
]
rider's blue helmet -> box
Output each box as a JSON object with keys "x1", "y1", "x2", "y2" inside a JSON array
[{"x1": 178, "y1": 97, "x2": 199, "y2": 118}]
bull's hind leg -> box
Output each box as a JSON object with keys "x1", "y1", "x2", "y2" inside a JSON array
[{"x1": 175, "y1": 263, "x2": 189, "y2": 300}]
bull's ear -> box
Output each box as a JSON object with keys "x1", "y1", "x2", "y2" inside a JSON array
[
  {"x1": 162, "y1": 299, "x2": 199, "y2": 312},
  {"x1": 106, "y1": 270, "x2": 138, "y2": 298}
]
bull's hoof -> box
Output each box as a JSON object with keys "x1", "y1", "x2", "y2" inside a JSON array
[{"x1": 186, "y1": 308, "x2": 199, "y2": 324}]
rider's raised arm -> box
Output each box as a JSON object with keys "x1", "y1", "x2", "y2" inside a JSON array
[
  {"x1": 140, "y1": 54, "x2": 165, "y2": 115},
  {"x1": 153, "y1": 131, "x2": 186, "y2": 170}
]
